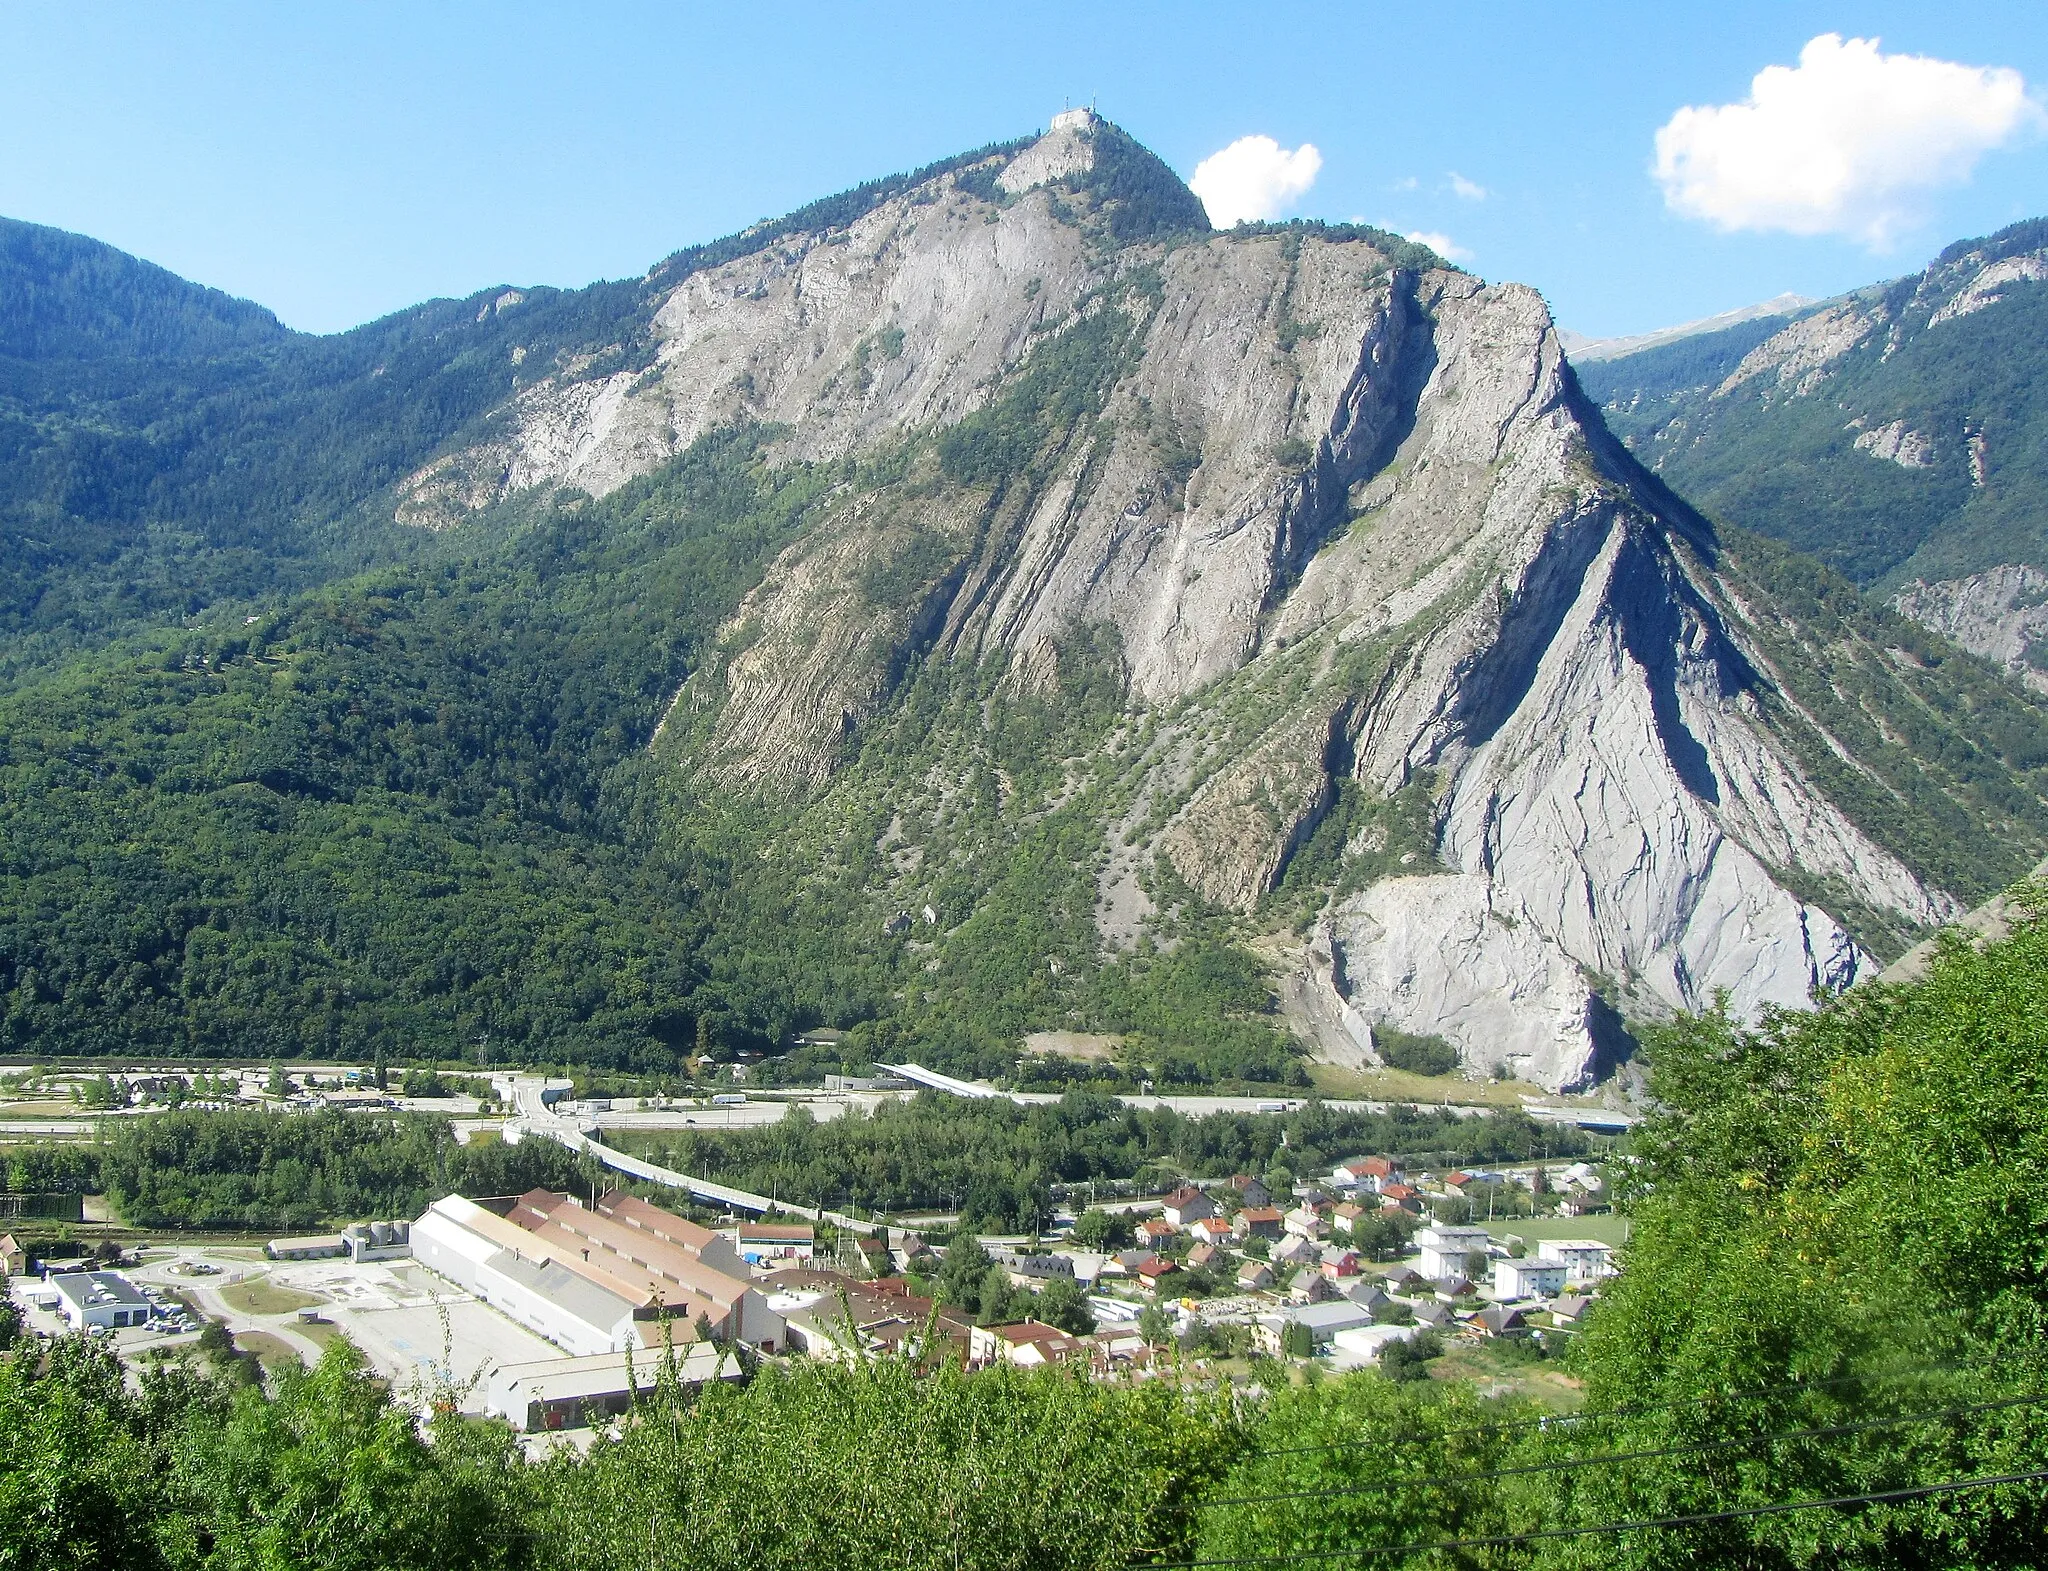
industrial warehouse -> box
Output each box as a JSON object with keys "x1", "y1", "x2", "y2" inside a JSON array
[{"x1": 410, "y1": 1188, "x2": 786, "y2": 1359}]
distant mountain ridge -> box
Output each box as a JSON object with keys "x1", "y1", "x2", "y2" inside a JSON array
[
  {"x1": 1575, "y1": 219, "x2": 2048, "y2": 689},
  {"x1": 1559, "y1": 292, "x2": 1815, "y2": 364}
]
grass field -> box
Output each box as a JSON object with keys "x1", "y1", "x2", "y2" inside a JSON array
[
  {"x1": 1482, "y1": 1214, "x2": 1630, "y2": 1246},
  {"x1": 219, "y1": 1278, "x2": 326, "y2": 1317},
  {"x1": 1427, "y1": 1337, "x2": 1587, "y2": 1411},
  {"x1": 293, "y1": 1318, "x2": 353, "y2": 1355}
]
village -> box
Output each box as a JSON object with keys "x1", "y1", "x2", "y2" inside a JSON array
[{"x1": 3, "y1": 1146, "x2": 1616, "y2": 1438}]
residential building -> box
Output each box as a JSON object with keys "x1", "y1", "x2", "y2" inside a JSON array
[
  {"x1": 1379, "y1": 1183, "x2": 1423, "y2": 1212},
  {"x1": 1186, "y1": 1242, "x2": 1218, "y2": 1270},
  {"x1": 1536, "y1": 1239, "x2": 1615, "y2": 1285},
  {"x1": 0, "y1": 1233, "x2": 23, "y2": 1275},
  {"x1": 1189, "y1": 1217, "x2": 1233, "y2": 1247},
  {"x1": 1331, "y1": 1156, "x2": 1400, "y2": 1193},
  {"x1": 1342, "y1": 1280, "x2": 1389, "y2": 1312},
  {"x1": 990, "y1": 1248, "x2": 1074, "y2": 1282},
  {"x1": 1492, "y1": 1256, "x2": 1569, "y2": 1301},
  {"x1": 1319, "y1": 1249, "x2": 1361, "y2": 1281},
  {"x1": 1283, "y1": 1206, "x2": 1326, "y2": 1241},
  {"x1": 1228, "y1": 1175, "x2": 1273, "y2": 1209},
  {"x1": 1474, "y1": 1303, "x2": 1529, "y2": 1337},
  {"x1": 1236, "y1": 1260, "x2": 1274, "y2": 1290},
  {"x1": 1162, "y1": 1186, "x2": 1215, "y2": 1227},
  {"x1": 1136, "y1": 1257, "x2": 1179, "y2": 1293},
  {"x1": 769, "y1": 1272, "x2": 967, "y2": 1361},
  {"x1": 1270, "y1": 1233, "x2": 1317, "y2": 1268},
  {"x1": 1137, "y1": 1218, "x2": 1178, "y2": 1249},
  {"x1": 1293, "y1": 1273, "x2": 1340, "y2": 1304},
  {"x1": 1236, "y1": 1206, "x2": 1284, "y2": 1240},
  {"x1": 1415, "y1": 1225, "x2": 1494, "y2": 1283},
  {"x1": 970, "y1": 1320, "x2": 1087, "y2": 1369},
  {"x1": 485, "y1": 1343, "x2": 742, "y2": 1432},
  {"x1": 1331, "y1": 1203, "x2": 1366, "y2": 1236},
  {"x1": 50, "y1": 1270, "x2": 149, "y2": 1331}
]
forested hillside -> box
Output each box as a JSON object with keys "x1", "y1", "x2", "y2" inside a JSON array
[{"x1": 1577, "y1": 218, "x2": 2048, "y2": 594}]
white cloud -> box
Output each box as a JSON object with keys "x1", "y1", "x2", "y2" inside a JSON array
[
  {"x1": 1446, "y1": 172, "x2": 1488, "y2": 201},
  {"x1": 1653, "y1": 34, "x2": 2042, "y2": 246},
  {"x1": 1190, "y1": 136, "x2": 1322, "y2": 228},
  {"x1": 1402, "y1": 230, "x2": 1473, "y2": 263},
  {"x1": 1390, "y1": 176, "x2": 1419, "y2": 192}
]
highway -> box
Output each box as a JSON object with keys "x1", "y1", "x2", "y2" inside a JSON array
[
  {"x1": 881, "y1": 1062, "x2": 1633, "y2": 1131},
  {"x1": 502, "y1": 1075, "x2": 876, "y2": 1228}
]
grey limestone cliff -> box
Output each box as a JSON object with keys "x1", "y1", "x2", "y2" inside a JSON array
[{"x1": 397, "y1": 120, "x2": 1973, "y2": 1091}]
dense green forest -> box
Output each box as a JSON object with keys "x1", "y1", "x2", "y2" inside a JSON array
[
  {"x1": 1, "y1": 1109, "x2": 588, "y2": 1230},
  {"x1": 5, "y1": 892, "x2": 2047, "y2": 1566},
  {"x1": 607, "y1": 1093, "x2": 1589, "y2": 1229}
]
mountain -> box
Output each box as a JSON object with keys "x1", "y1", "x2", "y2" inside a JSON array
[
  {"x1": 0, "y1": 219, "x2": 661, "y2": 684},
  {"x1": 1575, "y1": 220, "x2": 2048, "y2": 691},
  {"x1": 2, "y1": 116, "x2": 2044, "y2": 1093},
  {"x1": 0, "y1": 217, "x2": 289, "y2": 362},
  {"x1": 1558, "y1": 292, "x2": 1814, "y2": 364}
]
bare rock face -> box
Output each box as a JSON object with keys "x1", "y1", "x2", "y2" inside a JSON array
[
  {"x1": 1893, "y1": 565, "x2": 2048, "y2": 696},
  {"x1": 396, "y1": 123, "x2": 1972, "y2": 1091}
]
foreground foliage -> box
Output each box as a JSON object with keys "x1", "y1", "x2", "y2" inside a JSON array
[{"x1": 7, "y1": 893, "x2": 2047, "y2": 1567}]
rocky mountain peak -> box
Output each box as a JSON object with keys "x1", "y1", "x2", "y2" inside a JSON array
[{"x1": 388, "y1": 126, "x2": 1996, "y2": 1093}]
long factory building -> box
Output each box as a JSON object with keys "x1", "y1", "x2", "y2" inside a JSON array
[{"x1": 412, "y1": 1187, "x2": 785, "y2": 1357}]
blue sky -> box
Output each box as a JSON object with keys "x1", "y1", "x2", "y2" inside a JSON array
[{"x1": 3, "y1": 2, "x2": 2044, "y2": 337}]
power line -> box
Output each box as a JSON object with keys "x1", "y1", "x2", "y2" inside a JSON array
[
  {"x1": 1252, "y1": 1355, "x2": 2035, "y2": 1458},
  {"x1": 1142, "y1": 1465, "x2": 2048, "y2": 1568},
  {"x1": 1207, "y1": 1391, "x2": 2048, "y2": 1509}
]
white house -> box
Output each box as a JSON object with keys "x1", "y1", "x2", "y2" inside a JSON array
[
  {"x1": 1414, "y1": 1225, "x2": 1494, "y2": 1283},
  {"x1": 1283, "y1": 1206, "x2": 1326, "y2": 1241},
  {"x1": 1270, "y1": 1233, "x2": 1318, "y2": 1268},
  {"x1": 1536, "y1": 1238, "x2": 1615, "y2": 1285},
  {"x1": 50, "y1": 1271, "x2": 150, "y2": 1331},
  {"x1": 1492, "y1": 1256, "x2": 1569, "y2": 1301}
]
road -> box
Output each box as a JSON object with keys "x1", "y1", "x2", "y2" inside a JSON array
[{"x1": 502, "y1": 1075, "x2": 876, "y2": 1228}]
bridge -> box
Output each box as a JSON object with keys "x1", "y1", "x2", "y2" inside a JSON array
[
  {"x1": 505, "y1": 1074, "x2": 875, "y2": 1226},
  {"x1": 873, "y1": 1062, "x2": 1002, "y2": 1099}
]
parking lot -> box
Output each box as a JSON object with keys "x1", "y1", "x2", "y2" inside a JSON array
[{"x1": 10, "y1": 1244, "x2": 568, "y2": 1414}]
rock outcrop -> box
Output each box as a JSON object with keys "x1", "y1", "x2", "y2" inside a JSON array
[
  {"x1": 395, "y1": 121, "x2": 1980, "y2": 1091},
  {"x1": 1893, "y1": 565, "x2": 2048, "y2": 696}
]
